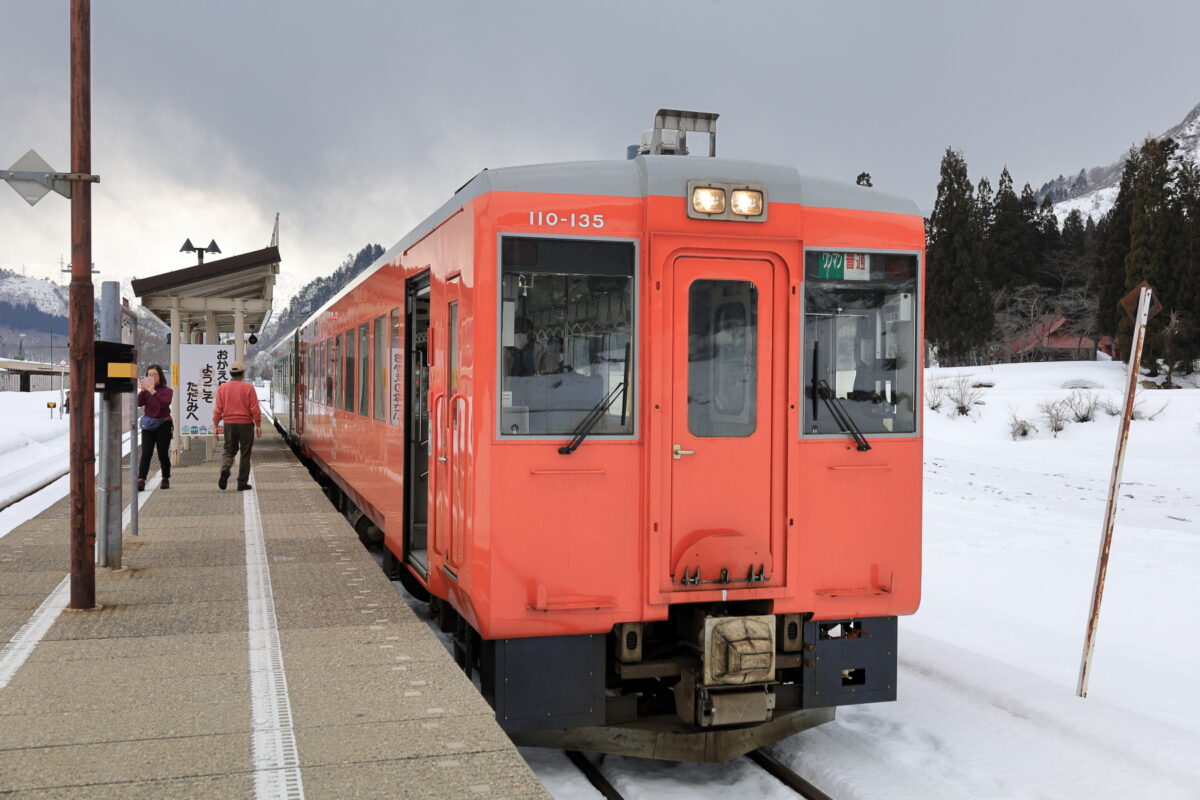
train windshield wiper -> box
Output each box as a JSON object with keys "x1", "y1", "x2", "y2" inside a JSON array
[
  {"x1": 816, "y1": 378, "x2": 871, "y2": 452},
  {"x1": 558, "y1": 382, "x2": 626, "y2": 455},
  {"x1": 810, "y1": 339, "x2": 870, "y2": 451}
]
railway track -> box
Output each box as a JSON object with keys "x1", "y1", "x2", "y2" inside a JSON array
[{"x1": 565, "y1": 748, "x2": 835, "y2": 800}]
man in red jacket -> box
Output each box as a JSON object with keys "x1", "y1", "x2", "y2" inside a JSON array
[{"x1": 213, "y1": 362, "x2": 262, "y2": 491}]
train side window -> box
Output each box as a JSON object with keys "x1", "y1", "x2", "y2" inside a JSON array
[
  {"x1": 326, "y1": 338, "x2": 335, "y2": 407},
  {"x1": 317, "y1": 340, "x2": 325, "y2": 405},
  {"x1": 334, "y1": 334, "x2": 343, "y2": 410},
  {"x1": 358, "y1": 322, "x2": 369, "y2": 417},
  {"x1": 498, "y1": 236, "x2": 635, "y2": 438},
  {"x1": 802, "y1": 252, "x2": 918, "y2": 436},
  {"x1": 373, "y1": 315, "x2": 387, "y2": 421},
  {"x1": 344, "y1": 329, "x2": 355, "y2": 411},
  {"x1": 688, "y1": 280, "x2": 758, "y2": 437}
]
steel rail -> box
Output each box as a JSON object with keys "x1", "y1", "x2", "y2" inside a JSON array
[
  {"x1": 747, "y1": 749, "x2": 834, "y2": 800},
  {"x1": 565, "y1": 750, "x2": 625, "y2": 800}
]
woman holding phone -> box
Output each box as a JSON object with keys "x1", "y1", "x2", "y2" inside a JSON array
[{"x1": 136, "y1": 364, "x2": 173, "y2": 491}]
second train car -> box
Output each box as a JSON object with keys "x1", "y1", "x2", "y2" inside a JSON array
[{"x1": 271, "y1": 110, "x2": 924, "y2": 761}]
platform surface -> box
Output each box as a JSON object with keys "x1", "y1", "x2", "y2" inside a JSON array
[{"x1": 0, "y1": 429, "x2": 549, "y2": 799}]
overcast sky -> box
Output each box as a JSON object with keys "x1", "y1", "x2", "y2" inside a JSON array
[{"x1": 3, "y1": 1, "x2": 1199, "y2": 303}]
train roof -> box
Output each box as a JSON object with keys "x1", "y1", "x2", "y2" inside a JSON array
[{"x1": 304, "y1": 156, "x2": 921, "y2": 331}]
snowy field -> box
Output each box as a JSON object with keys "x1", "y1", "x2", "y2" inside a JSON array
[
  {"x1": 3, "y1": 364, "x2": 1198, "y2": 798},
  {"x1": 524, "y1": 361, "x2": 1200, "y2": 799},
  {"x1": 0, "y1": 390, "x2": 134, "y2": 538}
]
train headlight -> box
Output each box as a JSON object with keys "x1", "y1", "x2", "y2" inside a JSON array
[
  {"x1": 731, "y1": 189, "x2": 764, "y2": 216},
  {"x1": 691, "y1": 187, "x2": 726, "y2": 215},
  {"x1": 687, "y1": 180, "x2": 767, "y2": 222}
]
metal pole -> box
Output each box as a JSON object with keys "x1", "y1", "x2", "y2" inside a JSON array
[
  {"x1": 100, "y1": 281, "x2": 122, "y2": 569},
  {"x1": 235, "y1": 299, "x2": 246, "y2": 365},
  {"x1": 68, "y1": 0, "x2": 95, "y2": 609},
  {"x1": 1077, "y1": 286, "x2": 1152, "y2": 698},
  {"x1": 169, "y1": 298, "x2": 181, "y2": 466},
  {"x1": 129, "y1": 318, "x2": 139, "y2": 538},
  {"x1": 95, "y1": 393, "x2": 108, "y2": 565}
]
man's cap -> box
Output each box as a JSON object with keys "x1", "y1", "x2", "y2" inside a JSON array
[{"x1": 230, "y1": 362, "x2": 245, "y2": 373}]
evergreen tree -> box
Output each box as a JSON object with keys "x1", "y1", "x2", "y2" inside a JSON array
[
  {"x1": 1170, "y1": 154, "x2": 1200, "y2": 372},
  {"x1": 1061, "y1": 209, "x2": 1087, "y2": 258},
  {"x1": 990, "y1": 168, "x2": 1036, "y2": 289},
  {"x1": 1124, "y1": 138, "x2": 1178, "y2": 371},
  {"x1": 927, "y1": 148, "x2": 992, "y2": 365},
  {"x1": 1095, "y1": 146, "x2": 1142, "y2": 354},
  {"x1": 1035, "y1": 193, "x2": 1061, "y2": 284}
]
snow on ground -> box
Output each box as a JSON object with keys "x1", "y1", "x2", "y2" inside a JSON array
[
  {"x1": 5, "y1": 363, "x2": 1198, "y2": 798},
  {"x1": 530, "y1": 361, "x2": 1200, "y2": 799},
  {"x1": 0, "y1": 390, "x2": 132, "y2": 540}
]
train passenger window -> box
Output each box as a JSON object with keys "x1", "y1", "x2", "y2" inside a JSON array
[
  {"x1": 498, "y1": 236, "x2": 635, "y2": 438},
  {"x1": 688, "y1": 280, "x2": 757, "y2": 437},
  {"x1": 373, "y1": 315, "x2": 387, "y2": 421},
  {"x1": 327, "y1": 338, "x2": 336, "y2": 406},
  {"x1": 317, "y1": 340, "x2": 325, "y2": 405},
  {"x1": 344, "y1": 329, "x2": 355, "y2": 411},
  {"x1": 802, "y1": 252, "x2": 918, "y2": 436},
  {"x1": 358, "y1": 322, "x2": 370, "y2": 417},
  {"x1": 389, "y1": 308, "x2": 401, "y2": 425},
  {"x1": 334, "y1": 334, "x2": 344, "y2": 409}
]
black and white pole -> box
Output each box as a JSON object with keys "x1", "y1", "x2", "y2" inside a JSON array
[{"x1": 1077, "y1": 285, "x2": 1152, "y2": 698}]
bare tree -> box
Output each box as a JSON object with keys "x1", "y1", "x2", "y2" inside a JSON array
[
  {"x1": 1038, "y1": 399, "x2": 1070, "y2": 437},
  {"x1": 992, "y1": 285, "x2": 1053, "y2": 363},
  {"x1": 946, "y1": 376, "x2": 985, "y2": 416}
]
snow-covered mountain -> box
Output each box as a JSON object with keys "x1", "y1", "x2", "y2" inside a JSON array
[
  {"x1": 0, "y1": 272, "x2": 69, "y2": 317},
  {"x1": 1048, "y1": 101, "x2": 1200, "y2": 224}
]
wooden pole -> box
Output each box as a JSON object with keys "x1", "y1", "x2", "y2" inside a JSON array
[
  {"x1": 68, "y1": 0, "x2": 95, "y2": 609},
  {"x1": 1077, "y1": 285, "x2": 1152, "y2": 697}
]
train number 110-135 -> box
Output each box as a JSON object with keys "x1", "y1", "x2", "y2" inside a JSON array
[{"x1": 528, "y1": 211, "x2": 605, "y2": 229}]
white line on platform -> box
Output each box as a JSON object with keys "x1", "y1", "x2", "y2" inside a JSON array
[
  {"x1": 243, "y1": 468, "x2": 306, "y2": 800},
  {"x1": 0, "y1": 575, "x2": 69, "y2": 689},
  {"x1": 0, "y1": 468, "x2": 162, "y2": 690}
]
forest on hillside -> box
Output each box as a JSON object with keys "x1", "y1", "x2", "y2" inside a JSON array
[{"x1": 927, "y1": 137, "x2": 1200, "y2": 384}]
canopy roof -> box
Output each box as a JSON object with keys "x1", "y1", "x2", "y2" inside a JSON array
[{"x1": 131, "y1": 246, "x2": 279, "y2": 334}]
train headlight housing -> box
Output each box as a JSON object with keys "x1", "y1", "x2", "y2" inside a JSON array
[
  {"x1": 691, "y1": 186, "x2": 726, "y2": 215},
  {"x1": 731, "y1": 189, "x2": 764, "y2": 216},
  {"x1": 686, "y1": 180, "x2": 767, "y2": 222}
]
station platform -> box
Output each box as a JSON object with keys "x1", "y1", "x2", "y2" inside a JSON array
[{"x1": 0, "y1": 429, "x2": 549, "y2": 799}]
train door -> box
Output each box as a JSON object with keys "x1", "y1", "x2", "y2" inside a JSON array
[
  {"x1": 404, "y1": 274, "x2": 431, "y2": 578},
  {"x1": 432, "y1": 276, "x2": 465, "y2": 574},
  {"x1": 294, "y1": 335, "x2": 305, "y2": 437},
  {"x1": 666, "y1": 257, "x2": 781, "y2": 590}
]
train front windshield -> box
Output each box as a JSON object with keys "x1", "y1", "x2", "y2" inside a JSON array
[
  {"x1": 803, "y1": 251, "x2": 919, "y2": 436},
  {"x1": 499, "y1": 236, "x2": 635, "y2": 438}
]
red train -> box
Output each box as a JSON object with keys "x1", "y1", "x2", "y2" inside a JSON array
[{"x1": 271, "y1": 110, "x2": 924, "y2": 761}]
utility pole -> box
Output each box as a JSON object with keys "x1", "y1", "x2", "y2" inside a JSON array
[
  {"x1": 1, "y1": 0, "x2": 99, "y2": 607},
  {"x1": 68, "y1": 0, "x2": 97, "y2": 609}
]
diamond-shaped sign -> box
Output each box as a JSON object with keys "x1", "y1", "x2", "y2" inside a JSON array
[
  {"x1": 3, "y1": 149, "x2": 70, "y2": 206},
  {"x1": 1119, "y1": 281, "x2": 1162, "y2": 322}
]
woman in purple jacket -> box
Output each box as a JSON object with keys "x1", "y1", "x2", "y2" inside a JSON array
[{"x1": 136, "y1": 364, "x2": 174, "y2": 491}]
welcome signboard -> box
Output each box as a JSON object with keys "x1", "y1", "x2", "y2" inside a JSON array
[{"x1": 178, "y1": 344, "x2": 232, "y2": 436}]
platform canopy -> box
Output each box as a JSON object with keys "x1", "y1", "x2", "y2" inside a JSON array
[{"x1": 131, "y1": 245, "x2": 280, "y2": 335}]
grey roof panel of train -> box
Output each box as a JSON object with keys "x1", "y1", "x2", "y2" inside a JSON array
[{"x1": 311, "y1": 156, "x2": 921, "y2": 329}]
